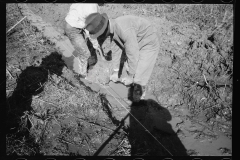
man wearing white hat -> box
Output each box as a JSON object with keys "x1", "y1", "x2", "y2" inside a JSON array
[{"x1": 64, "y1": 3, "x2": 104, "y2": 76}]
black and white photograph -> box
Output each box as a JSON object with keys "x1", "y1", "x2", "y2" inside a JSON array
[{"x1": 6, "y1": 2, "x2": 233, "y2": 156}]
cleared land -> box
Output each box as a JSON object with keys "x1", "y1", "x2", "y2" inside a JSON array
[{"x1": 6, "y1": 3, "x2": 232, "y2": 156}]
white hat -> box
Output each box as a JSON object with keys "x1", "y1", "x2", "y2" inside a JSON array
[{"x1": 65, "y1": 3, "x2": 99, "y2": 29}]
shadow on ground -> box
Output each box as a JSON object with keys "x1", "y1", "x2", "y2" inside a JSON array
[
  {"x1": 6, "y1": 52, "x2": 65, "y2": 134},
  {"x1": 126, "y1": 84, "x2": 188, "y2": 156},
  {"x1": 96, "y1": 83, "x2": 188, "y2": 156}
]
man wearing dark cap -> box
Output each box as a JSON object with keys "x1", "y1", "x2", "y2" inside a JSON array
[{"x1": 84, "y1": 13, "x2": 160, "y2": 99}]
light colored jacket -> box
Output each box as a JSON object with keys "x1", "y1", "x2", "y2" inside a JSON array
[
  {"x1": 65, "y1": 3, "x2": 100, "y2": 49},
  {"x1": 65, "y1": 3, "x2": 99, "y2": 29},
  {"x1": 110, "y1": 15, "x2": 159, "y2": 75}
]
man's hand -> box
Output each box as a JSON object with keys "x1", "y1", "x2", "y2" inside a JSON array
[
  {"x1": 121, "y1": 74, "x2": 134, "y2": 86},
  {"x1": 110, "y1": 71, "x2": 119, "y2": 82},
  {"x1": 96, "y1": 47, "x2": 105, "y2": 61},
  {"x1": 88, "y1": 56, "x2": 97, "y2": 67}
]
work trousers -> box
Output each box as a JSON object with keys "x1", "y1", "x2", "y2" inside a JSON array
[
  {"x1": 112, "y1": 31, "x2": 159, "y2": 86},
  {"x1": 64, "y1": 22, "x2": 97, "y2": 76},
  {"x1": 134, "y1": 41, "x2": 159, "y2": 86}
]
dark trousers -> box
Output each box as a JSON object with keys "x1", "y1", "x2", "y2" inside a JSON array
[{"x1": 64, "y1": 21, "x2": 97, "y2": 72}]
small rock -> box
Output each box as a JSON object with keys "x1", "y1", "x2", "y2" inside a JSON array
[
  {"x1": 216, "y1": 115, "x2": 221, "y2": 120},
  {"x1": 167, "y1": 32, "x2": 172, "y2": 36},
  {"x1": 177, "y1": 41, "x2": 182, "y2": 45},
  {"x1": 88, "y1": 109, "x2": 97, "y2": 116},
  {"x1": 74, "y1": 137, "x2": 81, "y2": 142}
]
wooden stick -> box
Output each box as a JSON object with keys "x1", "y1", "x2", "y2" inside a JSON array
[
  {"x1": 6, "y1": 68, "x2": 14, "y2": 80},
  {"x1": 203, "y1": 74, "x2": 209, "y2": 86},
  {"x1": 77, "y1": 117, "x2": 116, "y2": 132},
  {"x1": 7, "y1": 16, "x2": 27, "y2": 34}
]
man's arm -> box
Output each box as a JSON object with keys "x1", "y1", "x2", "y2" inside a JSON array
[
  {"x1": 110, "y1": 40, "x2": 123, "y2": 72},
  {"x1": 122, "y1": 28, "x2": 140, "y2": 76}
]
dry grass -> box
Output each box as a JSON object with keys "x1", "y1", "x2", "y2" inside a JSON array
[
  {"x1": 6, "y1": 3, "x2": 131, "y2": 156},
  {"x1": 6, "y1": 3, "x2": 233, "y2": 156},
  {"x1": 102, "y1": 3, "x2": 233, "y2": 139}
]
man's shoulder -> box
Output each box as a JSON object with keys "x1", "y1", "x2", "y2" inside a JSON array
[
  {"x1": 116, "y1": 15, "x2": 148, "y2": 20},
  {"x1": 114, "y1": 15, "x2": 135, "y2": 31},
  {"x1": 115, "y1": 15, "x2": 149, "y2": 26},
  {"x1": 115, "y1": 15, "x2": 137, "y2": 21}
]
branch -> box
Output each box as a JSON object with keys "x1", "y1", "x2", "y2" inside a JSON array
[
  {"x1": 209, "y1": 12, "x2": 233, "y2": 36},
  {"x1": 7, "y1": 16, "x2": 27, "y2": 34},
  {"x1": 76, "y1": 117, "x2": 116, "y2": 132},
  {"x1": 203, "y1": 74, "x2": 209, "y2": 86},
  {"x1": 6, "y1": 68, "x2": 14, "y2": 80},
  {"x1": 222, "y1": 10, "x2": 228, "y2": 23}
]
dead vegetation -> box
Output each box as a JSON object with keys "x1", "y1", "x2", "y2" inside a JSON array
[
  {"x1": 147, "y1": 4, "x2": 233, "y2": 138},
  {"x1": 6, "y1": 3, "x2": 233, "y2": 156},
  {"x1": 6, "y1": 4, "x2": 129, "y2": 156}
]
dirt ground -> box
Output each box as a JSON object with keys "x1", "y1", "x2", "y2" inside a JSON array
[{"x1": 6, "y1": 3, "x2": 232, "y2": 156}]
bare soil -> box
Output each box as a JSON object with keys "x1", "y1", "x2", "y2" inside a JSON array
[{"x1": 6, "y1": 3, "x2": 232, "y2": 156}]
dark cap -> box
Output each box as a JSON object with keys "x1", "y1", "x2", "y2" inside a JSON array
[{"x1": 84, "y1": 13, "x2": 109, "y2": 39}]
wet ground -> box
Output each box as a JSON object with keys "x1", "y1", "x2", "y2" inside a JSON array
[{"x1": 7, "y1": 3, "x2": 232, "y2": 156}]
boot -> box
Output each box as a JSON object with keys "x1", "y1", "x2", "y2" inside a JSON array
[
  {"x1": 132, "y1": 83, "x2": 146, "y2": 102},
  {"x1": 141, "y1": 85, "x2": 146, "y2": 100}
]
